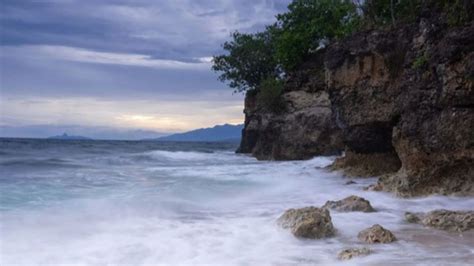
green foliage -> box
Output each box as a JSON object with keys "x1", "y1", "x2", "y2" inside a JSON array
[
  {"x1": 274, "y1": 0, "x2": 360, "y2": 71},
  {"x1": 212, "y1": 0, "x2": 472, "y2": 94},
  {"x1": 441, "y1": 0, "x2": 472, "y2": 26},
  {"x1": 245, "y1": 88, "x2": 259, "y2": 98},
  {"x1": 358, "y1": 0, "x2": 422, "y2": 27},
  {"x1": 412, "y1": 52, "x2": 429, "y2": 69},
  {"x1": 212, "y1": 29, "x2": 280, "y2": 93},
  {"x1": 256, "y1": 78, "x2": 285, "y2": 113}
]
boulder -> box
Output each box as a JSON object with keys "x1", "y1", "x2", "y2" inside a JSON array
[
  {"x1": 337, "y1": 247, "x2": 372, "y2": 261},
  {"x1": 358, "y1": 224, "x2": 396, "y2": 244},
  {"x1": 323, "y1": 195, "x2": 375, "y2": 212},
  {"x1": 405, "y1": 210, "x2": 474, "y2": 232},
  {"x1": 277, "y1": 207, "x2": 335, "y2": 239}
]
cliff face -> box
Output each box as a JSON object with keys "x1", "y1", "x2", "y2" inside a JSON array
[
  {"x1": 238, "y1": 14, "x2": 474, "y2": 196},
  {"x1": 238, "y1": 53, "x2": 344, "y2": 160}
]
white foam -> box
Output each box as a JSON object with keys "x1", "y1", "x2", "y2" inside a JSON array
[
  {"x1": 145, "y1": 150, "x2": 240, "y2": 162},
  {"x1": 1, "y1": 153, "x2": 473, "y2": 265}
]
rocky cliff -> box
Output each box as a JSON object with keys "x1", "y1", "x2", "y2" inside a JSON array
[
  {"x1": 237, "y1": 52, "x2": 344, "y2": 160},
  {"x1": 238, "y1": 9, "x2": 473, "y2": 196}
]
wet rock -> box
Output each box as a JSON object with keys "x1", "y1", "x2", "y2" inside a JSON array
[
  {"x1": 330, "y1": 151, "x2": 401, "y2": 177},
  {"x1": 404, "y1": 212, "x2": 421, "y2": 223},
  {"x1": 337, "y1": 247, "x2": 372, "y2": 261},
  {"x1": 345, "y1": 180, "x2": 356, "y2": 185},
  {"x1": 277, "y1": 207, "x2": 335, "y2": 239},
  {"x1": 323, "y1": 195, "x2": 375, "y2": 212},
  {"x1": 358, "y1": 224, "x2": 396, "y2": 244},
  {"x1": 405, "y1": 210, "x2": 474, "y2": 232},
  {"x1": 364, "y1": 182, "x2": 384, "y2": 192}
]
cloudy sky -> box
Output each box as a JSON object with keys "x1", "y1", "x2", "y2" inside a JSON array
[{"x1": 0, "y1": 0, "x2": 290, "y2": 139}]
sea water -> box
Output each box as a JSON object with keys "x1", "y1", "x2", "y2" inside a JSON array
[{"x1": 0, "y1": 138, "x2": 473, "y2": 265}]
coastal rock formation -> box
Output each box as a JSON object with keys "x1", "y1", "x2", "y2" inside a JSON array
[
  {"x1": 237, "y1": 6, "x2": 474, "y2": 196},
  {"x1": 237, "y1": 53, "x2": 344, "y2": 160},
  {"x1": 337, "y1": 247, "x2": 372, "y2": 261},
  {"x1": 326, "y1": 19, "x2": 474, "y2": 196},
  {"x1": 405, "y1": 210, "x2": 474, "y2": 232},
  {"x1": 277, "y1": 206, "x2": 335, "y2": 239},
  {"x1": 323, "y1": 195, "x2": 375, "y2": 212},
  {"x1": 358, "y1": 224, "x2": 396, "y2": 244}
]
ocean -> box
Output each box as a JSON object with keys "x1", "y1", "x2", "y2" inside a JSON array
[{"x1": 0, "y1": 138, "x2": 473, "y2": 265}]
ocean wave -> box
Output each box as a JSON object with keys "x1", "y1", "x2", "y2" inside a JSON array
[
  {"x1": 141, "y1": 150, "x2": 237, "y2": 162},
  {"x1": 0, "y1": 158, "x2": 82, "y2": 168}
]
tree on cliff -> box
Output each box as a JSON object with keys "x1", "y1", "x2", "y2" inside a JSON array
[
  {"x1": 274, "y1": 0, "x2": 360, "y2": 71},
  {"x1": 212, "y1": 0, "x2": 471, "y2": 93},
  {"x1": 212, "y1": 29, "x2": 281, "y2": 93},
  {"x1": 358, "y1": 0, "x2": 422, "y2": 27},
  {"x1": 212, "y1": 0, "x2": 360, "y2": 92}
]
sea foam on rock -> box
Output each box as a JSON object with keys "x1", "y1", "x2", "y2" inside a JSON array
[
  {"x1": 358, "y1": 224, "x2": 396, "y2": 244},
  {"x1": 405, "y1": 210, "x2": 474, "y2": 232},
  {"x1": 277, "y1": 207, "x2": 335, "y2": 239},
  {"x1": 323, "y1": 195, "x2": 375, "y2": 212}
]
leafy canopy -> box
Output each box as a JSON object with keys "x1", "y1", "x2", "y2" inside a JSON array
[
  {"x1": 212, "y1": 0, "x2": 467, "y2": 93},
  {"x1": 274, "y1": 0, "x2": 360, "y2": 70},
  {"x1": 359, "y1": 0, "x2": 422, "y2": 27},
  {"x1": 212, "y1": 29, "x2": 280, "y2": 93}
]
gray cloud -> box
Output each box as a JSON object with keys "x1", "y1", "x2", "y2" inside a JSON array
[{"x1": 0, "y1": 0, "x2": 291, "y2": 137}]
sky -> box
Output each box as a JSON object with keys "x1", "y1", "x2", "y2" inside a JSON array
[{"x1": 0, "y1": 0, "x2": 290, "y2": 139}]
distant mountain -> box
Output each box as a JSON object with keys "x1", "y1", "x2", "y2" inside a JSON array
[
  {"x1": 155, "y1": 124, "x2": 243, "y2": 142},
  {"x1": 0, "y1": 125, "x2": 166, "y2": 140},
  {"x1": 48, "y1": 133, "x2": 91, "y2": 140}
]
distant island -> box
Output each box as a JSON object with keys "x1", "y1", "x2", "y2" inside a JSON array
[
  {"x1": 48, "y1": 133, "x2": 91, "y2": 140},
  {"x1": 153, "y1": 124, "x2": 243, "y2": 142}
]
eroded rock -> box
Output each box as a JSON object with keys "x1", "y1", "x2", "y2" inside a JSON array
[
  {"x1": 405, "y1": 210, "x2": 474, "y2": 232},
  {"x1": 323, "y1": 195, "x2": 375, "y2": 212},
  {"x1": 237, "y1": 51, "x2": 344, "y2": 160},
  {"x1": 277, "y1": 207, "x2": 335, "y2": 239},
  {"x1": 358, "y1": 224, "x2": 396, "y2": 243},
  {"x1": 330, "y1": 151, "x2": 401, "y2": 177},
  {"x1": 337, "y1": 247, "x2": 372, "y2": 261}
]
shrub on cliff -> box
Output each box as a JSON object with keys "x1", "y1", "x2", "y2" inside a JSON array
[
  {"x1": 257, "y1": 78, "x2": 285, "y2": 113},
  {"x1": 212, "y1": 29, "x2": 281, "y2": 93}
]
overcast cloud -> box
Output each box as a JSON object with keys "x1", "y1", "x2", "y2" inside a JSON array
[{"x1": 0, "y1": 0, "x2": 290, "y2": 138}]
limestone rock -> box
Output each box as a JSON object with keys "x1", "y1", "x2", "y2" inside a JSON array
[
  {"x1": 277, "y1": 207, "x2": 335, "y2": 239},
  {"x1": 358, "y1": 224, "x2": 396, "y2": 244},
  {"x1": 337, "y1": 247, "x2": 372, "y2": 260},
  {"x1": 237, "y1": 51, "x2": 344, "y2": 160},
  {"x1": 323, "y1": 195, "x2": 375, "y2": 212},
  {"x1": 405, "y1": 210, "x2": 474, "y2": 232}
]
